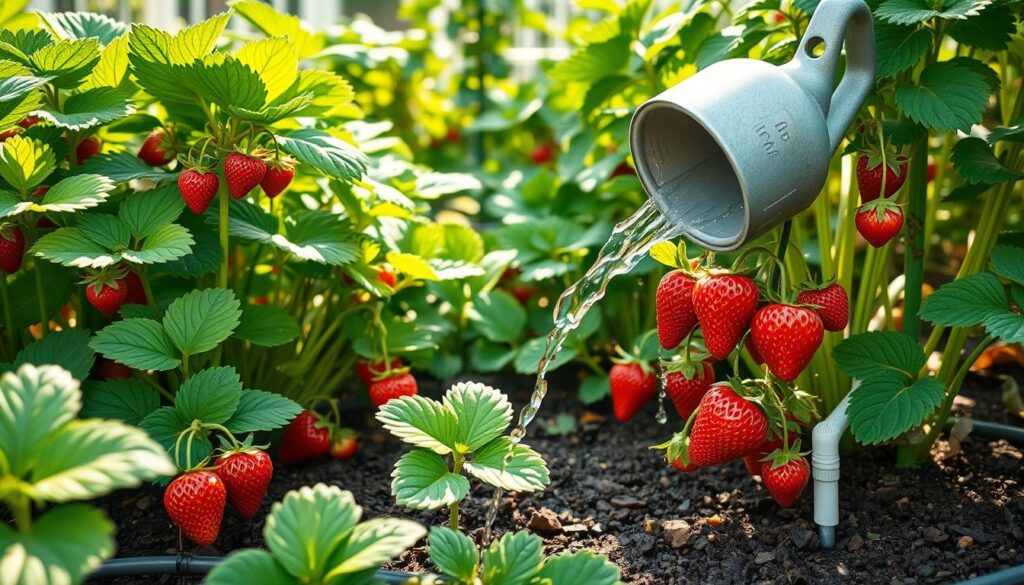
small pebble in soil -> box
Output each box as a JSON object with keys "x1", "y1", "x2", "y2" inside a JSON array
[
  {"x1": 527, "y1": 508, "x2": 561, "y2": 532},
  {"x1": 923, "y1": 527, "x2": 948, "y2": 543},
  {"x1": 610, "y1": 495, "x2": 646, "y2": 509},
  {"x1": 754, "y1": 551, "x2": 775, "y2": 564},
  {"x1": 661, "y1": 519, "x2": 692, "y2": 548},
  {"x1": 848, "y1": 535, "x2": 865, "y2": 551},
  {"x1": 958, "y1": 536, "x2": 975, "y2": 549}
]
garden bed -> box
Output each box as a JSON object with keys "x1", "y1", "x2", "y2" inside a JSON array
[{"x1": 95, "y1": 370, "x2": 1023, "y2": 584}]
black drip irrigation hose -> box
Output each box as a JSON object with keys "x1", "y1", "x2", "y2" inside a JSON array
[{"x1": 89, "y1": 554, "x2": 421, "y2": 583}]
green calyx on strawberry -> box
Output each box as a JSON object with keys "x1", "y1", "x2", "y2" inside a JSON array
[
  {"x1": 760, "y1": 439, "x2": 810, "y2": 508},
  {"x1": 81, "y1": 265, "x2": 129, "y2": 318},
  {"x1": 855, "y1": 198, "x2": 904, "y2": 248},
  {"x1": 652, "y1": 431, "x2": 699, "y2": 472},
  {"x1": 856, "y1": 147, "x2": 907, "y2": 203}
]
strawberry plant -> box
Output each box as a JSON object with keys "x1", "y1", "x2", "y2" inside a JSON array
[
  {"x1": 0, "y1": 364, "x2": 174, "y2": 583},
  {"x1": 376, "y1": 381, "x2": 549, "y2": 529},
  {"x1": 205, "y1": 484, "x2": 426, "y2": 585},
  {"x1": 424, "y1": 526, "x2": 623, "y2": 585}
]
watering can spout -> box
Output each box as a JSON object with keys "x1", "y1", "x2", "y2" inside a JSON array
[{"x1": 628, "y1": 0, "x2": 874, "y2": 251}]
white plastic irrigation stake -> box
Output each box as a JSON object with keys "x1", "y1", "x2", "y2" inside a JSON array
[
  {"x1": 811, "y1": 386, "x2": 855, "y2": 550},
  {"x1": 629, "y1": 0, "x2": 875, "y2": 251}
]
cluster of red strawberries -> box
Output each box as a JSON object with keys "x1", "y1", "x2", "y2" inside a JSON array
[
  {"x1": 166, "y1": 405, "x2": 358, "y2": 545},
  {"x1": 356, "y1": 357, "x2": 419, "y2": 408},
  {"x1": 639, "y1": 249, "x2": 850, "y2": 508},
  {"x1": 853, "y1": 125, "x2": 909, "y2": 248},
  {"x1": 79, "y1": 265, "x2": 148, "y2": 317}
]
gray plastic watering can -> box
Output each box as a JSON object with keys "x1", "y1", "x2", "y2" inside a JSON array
[{"x1": 629, "y1": 0, "x2": 875, "y2": 251}]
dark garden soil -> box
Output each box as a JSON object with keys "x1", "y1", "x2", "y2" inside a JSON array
[{"x1": 94, "y1": 370, "x2": 1024, "y2": 585}]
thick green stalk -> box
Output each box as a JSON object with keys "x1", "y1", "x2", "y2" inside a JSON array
[
  {"x1": 449, "y1": 453, "x2": 464, "y2": 530},
  {"x1": 217, "y1": 179, "x2": 230, "y2": 290},
  {"x1": 902, "y1": 137, "x2": 929, "y2": 341}
]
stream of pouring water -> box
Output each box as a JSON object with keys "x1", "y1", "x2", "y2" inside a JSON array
[{"x1": 481, "y1": 200, "x2": 683, "y2": 541}]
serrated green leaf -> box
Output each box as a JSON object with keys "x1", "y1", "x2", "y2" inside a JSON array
[
  {"x1": 391, "y1": 449, "x2": 469, "y2": 510},
  {"x1": 32, "y1": 87, "x2": 133, "y2": 131},
  {"x1": 169, "y1": 13, "x2": 230, "y2": 64},
  {"x1": 467, "y1": 290, "x2": 526, "y2": 344},
  {"x1": 848, "y1": 372, "x2": 943, "y2": 444},
  {"x1": 991, "y1": 246, "x2": 1024, "y2": 286},
  {"x1": 76, "y1": 213, "x2": 131, "y2": 251},
  {"x1": 235, "y1": 37, "x2": 297, "y2": 104},
  {"x1": 375, "y1": 395, "x2": 458, "y2": 454},
  {"x1": 38, "y1": 11, "x2": 128, "y2": 44},
  {"x1": 428, "y1": 527, "x2": 478, "y2": 582},
  {"x1": 921, "y1": 272, "x2": 1006, "y2": 327},
  {"x1": 463, "y1": 437, "x2": 549, "y2": 492},
  {"x1": 551, "y1": 34, "x2": 630, "y2": 83},
  {"x1": 386, "y1": 251, "x2": 437, "y2": 280},
  {"x1": 833, "y1": 331, "x2": 926, "y2": 379},
  {"x1": 14, "y1": 329, "x2": 94, "y2": 381},
  {"x1": 233, "y1": 304, "x2": 300, "y2": 347},
  {"x1": 175, "y1": 366, "x2": 241, "y2": 424},
  {"x1": 81, "y1": 379, "x2": 159, "y2": 425},
  {"x1": 121, "y1": 223, "x2": 194, "y2": 265},
  {"x1": 536, "y1": 551, "x2": 622, "y2": 585},
  {"x1": 894, "y1": 60, "x2": 990, "y2": 132},
  {"x1": 443, "y1": 382, "x2": 513, "y2": 452},
  {"x1": 30, "y1": 418, "x2": 175, "y2": 501},
  {"x1": 875, "y1": 0, "x2": 990, "y2": 25},
  {"x1": 190, "y1": 55, "x2": 266, "y2": 111},
  {"x1": 950, "y1": 137, "x2": 1023, "y2": 185},
  {"x1": 281, "y1": 211, "x2": 361, "y2": 265},
  {"x1": 0, "y1": 135, "x2": 55, "y2": 193},
  {"x1": 981, "y1": 309, "x2": 1024, "y2": 344},
  {"x1": 0, "y1": 75, "x2": 50, "y2": 106},
  {"x1": 77, "y1": 151, "x2": 179, "y2": 183},
  {"x1": 514, "y1": 336, "x2": 578, "y2": 375},
  {"x1": 90, "y1": 318, "x2": 180, "y2": 371},
  {"x1": 874, "y1": 22, "x2": 931, "y2": 78},
  {"x1": 0, "y1": 365, "x2": 80, "y2": 476},
  {"x1": 232, "y1": 0, "x2": 325, "y2": 60},
  {"x1": 0, "y1": 192, "x2": 31, "y2": 218},
  {"x1": 276, "y1": 129, "x2": 367, "y2": 181},
  {"x1": 469, "y1": 339, "x2": 517, "y2": 373},
  {"x1": 38, "y1": 173, "x2": 114, "y2": 212},
  {"x1": 285, "y1": 69, "x2": 354, "y2": 118},
  {"x1": 324, "y1": 517, "x2": 426, "y2": 578},
  {"x1": 205, "y1": 550, "x2": 293, "y2": 585},
  {"x1": 481, "y1": 530, "x2": 543, "y2": 585},
  {"x1": 118, "y1": 184, "x2": 185, "y2": 239},
  {"x1": 162, "y1": 288, "x2": 241, "y2": 356},
  {"x1": 81, "y1": 33, "x2": 130, "y2": 90},
  {"x1": 160, "y1": 213, "x2": 219, "y2": 277},
  {"x1": 0, "y1": 504, "x2": 114, "y2": 585},
  {"x1": 989, "y1": 121, "x2": 1024, "y2": 145},
  {"x1": 947, "y1": 3, "x2": 1014, "y2": 50},
  {"x1": 127, "y1": 25, "x2": 196, "y2": 105},
  {"x1": 31, "y1": 227, "x2": 119, "y2": 268},
  {"x1": 30, "y1": 38, "x2": 100, "y2": 88},
  {"x1": 264, "y1": 484, "x2": 360, "y2": 580},
  {"x1": 223, "y1": 389, "x2": 302, "y2": 434}
]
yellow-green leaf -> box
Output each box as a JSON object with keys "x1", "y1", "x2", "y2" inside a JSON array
[
  {"x1": 0, "y1": 135, "x2": 55, "y2": 193},
  {"x1": 385, "y1": 252, "x2": 437, "y2": 281},
  {"x1": 235, "y1": 37, "x2": 297, "y2": 104}
]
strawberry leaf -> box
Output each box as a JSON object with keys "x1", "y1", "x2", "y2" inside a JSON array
[
  {"x1": 894, "y1": 60, "x2": 990, "y2": 132},
  {"x1": 947, "y1": 3, "x2": 1015, "y2": 50},
  {"x1": 90, "y1": 318, "x2": 180, "y2": 371},
  {"x1": 261, "y1": 484, "x2": 361, "y2": 580},
  {"x1": 443, "y1": 382, "x2": 513, "y2": 452},
  {"x1": 920, "y1": 272, "x2": 1007, "y2": 327},
  {"x1": 81, "y1": 379, "x2": 160, "y2": 426},
  {"x1": 990, "y1": 245, "x2": 1024, "y2": 286},
  {"x1": 276, "y1": 129, "x2": 367, "y2": 181},
  {"x1": 37, "y1": 174, "x2": 115, "y2": 213},
  {"x1": 0, "y1": 504, "x2": 115, "y2": 585},
  {"x1": 174, "y1": 366, "x2": 241, "y2": 425},
  {"x1": 14, "y1": 330, "x2": 95, "y2": 382},
  {"x1": 428, "y1": 527, "x2": 479, "y2": 583},
  {"x1": 536, "y1": 551, "x2": 622, "y2": 585},
  {"x1": 162, "y1": 288, "x2": 241, "y2": 356},
  {"x1": 0, "y1": 135, "x2": 55, "y2": 193},
  {"x1": 32, "y1": 227, "x2": 120, "y2": 268},
  {"x1": 222, "y1": 389, "x2": 302, "y2": 435},
  {"x1": 31, "y1": 87, "x2": 133, "y2": 131},
  {"x1": 323, "y1": 517, "x2": 427, "y2": 578},
  {"x1": 950, "y1": 137, "x2": 1023, "y2": 185},
  {"x1": 874, "y1": 22, "x2": 931, "y2": 79},
  {"x1": 233, "y1": 304, "x2": 300, "y2": 347},
  {"x1": 462, "y1": 437, "x2": 550, "y2": 492},
  {"x1": 847, "y1": 372, "x2": 943, "y2": 445},
  {"x1": 468, "y1": 290, "x2": 526, "y2": 344},
  {"x1": 30, "y1": 38, "x2": 100, "y2": 89},
  {"x1": 579, "y1": 375, "x2": 610, "y2": 404},
  {"x1": 375, "y1": 395, "x2": 458, "y2": 455},
  {"x1": 120, "y1": 223, "x2": 194, "y2": 265},
  {"x1": 205, "y1": 550, "x2": 293, "y2": 585},
  {"x1": 391, "y1": 449, "x2": 470, "y2": 510},
  {"x1": 833, "y1": 331, "x2": 926, "y2": 380},
  {"x1": 77, "y1": 152, "x2": 179, "y2": 183},
  {"x1": 875, "y1": 0, "x2": 990, "y2": 26},
  {"x1": 481, "y1": 531, "x2": 544, "y2": 585},
  {"x1": 117, "y1": 184, "x2": 185, "y2": 239}
]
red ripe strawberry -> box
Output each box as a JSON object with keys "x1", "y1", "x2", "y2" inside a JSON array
[
  {"x1": 223, "y1": 152, "x2": 267, "y2": 199},
  {"x1": 356, "y1": 358, "x2": 402, "y2": 387},
  {"x1": 0, "y1": 129, "x2": 17, "y2": 142},
  {"x1": 75, "y1": 136, "x2": 101, "y2": 163},
  {"x1": 17, "y1": 116, "x2": 38, "y2": 129},
  {"x1": 688, "y1": 383, "x2": 768, "y2": 467},
  {"x1": 163, "y1": 471, "x2": 227, "y2": 546},
  {"x1": 94, "y1": 357, "x2": 132, "y2": 380},
  {"x1": 796, "y1": 282, "x2": 849, "y2": 332},
  {"x1": 138, "y1": 129, "x2": 174, "y2": 166},
  {"x1": 446, "y1": 128, "x2": 461, "y2": 142},
  {"x1": 665, "y1": 362, "x2": 714, "y2": 420},
  {"x1": 856, "y1": 153, "x2": 907, "y2": 203},
  {"x1": 0, "y1": 225, "x2": 25, "y2": 274},
  {"x1": 611, "y1": 162, "x2": 634, "y2": 178},
  {"x1": 329, "y1": 433, "x2": 357, "y2": 460},
  {"x1": 672, "y1": 457, "x2": 699, "y2": 472},
  {"x1": 377, "y1": 268, "x2": 396, "y2": 288},
  {"x1": 530, "y1": 144, "x2": 552, "y2": 165},
  {"x1": 260, "y1": 159, "x2": 295, "y2": 199},
  {"x1": 762, "y1": 456, "x2": 810, "y2": 508},
  {"x1": 656, "y1": 270, "x2": 698, "y2": 349},
  {"x1": 511, "y1": 283, "x2": 533, "y2": 305},
  {"x1": 122, "y1": 270, "x2": 148, "y2": 305},
  {"x1": 750, "y1": 304, "x2": 823, "y2": 382},
  {"x1": 693, "y1": 274, "x2": 759, "y2": 359},
  {"x1": 856, "y1": 204, "x2": 904, "y2": 248},
  {"x1": 743, "y1": 435, "x2": 783, "y2": 477},
  {"x1": 278, "y1": 410, "x2": 331, "y2": 464},
  {"x1": 84, "y1": 274, "x2": 128, "y2": 318},
  {"x1": 369, "y1": 372, "x2": 418, "y2": 407},
  {"x1": 214, "y1": 449, "x2": 273, "y2": 518},
  {"x1": 178, "y1": 169, "x2": 219, "y2": 214},
  {"x1": 609, "y1": 362, "x2": 657, "y2": 422}
]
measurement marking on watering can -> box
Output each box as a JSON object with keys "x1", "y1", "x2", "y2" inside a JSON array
[{"x1": 752, "y1": 113, "x2": 793, "y2": 158}]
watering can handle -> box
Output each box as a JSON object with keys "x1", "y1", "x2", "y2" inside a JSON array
[{"x1": 784, "y1": 0, "x2": 875, "y2": 152}]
